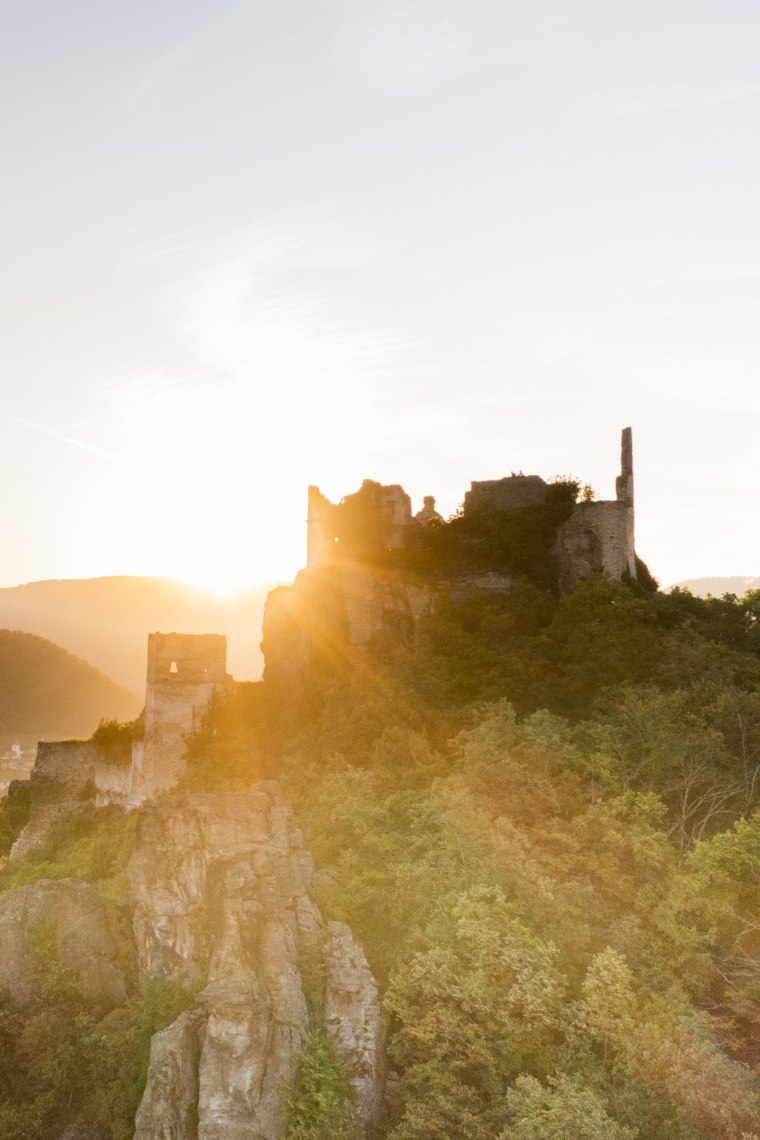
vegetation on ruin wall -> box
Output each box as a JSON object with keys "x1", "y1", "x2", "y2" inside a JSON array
[
  {"x1": 0, "y1": 780, "x2": 30, "y2": 857},
  {"x1": 332, "y1": 478, "x2": 581, "y2": 589},
  {"x1": 91, "y1": 713, "x2": 145, "y2": 767},
  {"x1": 399, "y1": 479, "x2": 581, "y2": 588}
]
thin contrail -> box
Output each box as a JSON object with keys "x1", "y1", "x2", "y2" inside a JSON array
[{"x1": 4, "y1": 412, "x2": 135, "y2": 469}]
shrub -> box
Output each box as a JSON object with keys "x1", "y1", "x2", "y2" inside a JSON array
[
  {"x1": 91, "y1": 715, "x2": 144, "y2": 767},
  {"x1": 280, "y1": 1027, "x2": 359, "y2": 1139}
]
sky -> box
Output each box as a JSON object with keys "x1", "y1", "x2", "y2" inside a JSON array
[{"x1": 1, "y1": 0, "x2": 759, "y2": 592}]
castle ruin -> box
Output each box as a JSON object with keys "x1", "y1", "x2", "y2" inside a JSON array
[
  {"x1": 306, "y1": 427, "x2": 637, "y2": 590},
  {"x1": 11, "y1": 428, "x2": 639, "y2": 857}
]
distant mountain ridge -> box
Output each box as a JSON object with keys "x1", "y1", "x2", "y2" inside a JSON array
[
  {"x1": 0, "y1": 629, "x2": 141, "y2": 739},
  {"x1": 669, "y1": 576, "x2": 760, "y2": 598},
  {"x1": 0, "y1": 577, "x2": 272, "y2": 691}
]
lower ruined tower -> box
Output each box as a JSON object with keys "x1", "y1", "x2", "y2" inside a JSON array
[{"x1": 130, "y1": 633, "x2": 228, "y2": 799}]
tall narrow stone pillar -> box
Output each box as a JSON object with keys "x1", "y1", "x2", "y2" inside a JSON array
[{"x1": 615, "y1": 426, "x2": 634, "y2": 506}]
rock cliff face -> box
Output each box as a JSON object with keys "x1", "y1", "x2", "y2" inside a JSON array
[
  {"x1": 0, "y1": 878, "x2": 136, "y2": 1013},
  {"x1": 261, "y1": 565, "x2": 434, "y2": 688},
  {"x1": 131, "y1": 783, "x2": 385, "y2": 1139}
]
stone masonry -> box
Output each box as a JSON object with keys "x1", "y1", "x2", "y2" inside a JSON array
[{"x1": 130, "y1": 632, "x2": 228, "y2": 799}]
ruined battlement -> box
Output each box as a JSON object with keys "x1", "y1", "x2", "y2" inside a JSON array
[
  {"x1": 307, "y1": 480, "x2": 413, "y2": 567},
  {"x1": 146, "y1": 632, "x2": 227, "y2": 687},
  {"x1": 464, "y1": 474, "x2": 548, "y2": 514}
]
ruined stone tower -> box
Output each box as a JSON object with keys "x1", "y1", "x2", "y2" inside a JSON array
[
  {"x1": 130, "y1": 633, "x2": 228, "y2": 798},
  {"x1": 553, "y1": 427, "x2": 636, "y2": 591}
]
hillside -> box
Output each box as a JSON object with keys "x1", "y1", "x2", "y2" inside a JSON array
[
  {"x1": 5, "y1": 568, "x2": 760, "y2": 1137},
  {"x1": 0, "y1": 576, "x2": 272, "y2": 690},
  {"x1": 0, "y1": 629, "x2": 142, "y2": 738}
]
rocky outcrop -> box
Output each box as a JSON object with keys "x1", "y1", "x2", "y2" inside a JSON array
[
  {"x1": 324, "y1": 921, "x2": 386, "y2": 1132},
  {"x1": 262, "y1": 564, "x2": 435, "y2": 691},
  {"x1": 131, "y1": 783, "x2": 385, "y2": 1139},
  {"x1": 0, "y1": 877, "x2": 136, "y2": 1013},
  {"x1": 133, "y1": 1009, "x2": 204, "y2": 1140}
]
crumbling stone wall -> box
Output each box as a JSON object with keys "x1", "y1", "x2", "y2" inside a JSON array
[
  {"x1": 415, "y1": 495, "x2": 443, "y2": 524},
  {"x1": 555, "y1": 500, "x2": 635, "y2": 592},
  {"x1": 9, "y1": 741, "x2": 102, "y2": 860},
  {"x1": 463, "y1": 474, "x2": 548, "y2": 513},
  {"x1": 12, "y1": 633, "x2": 230, "y2": 857},
  {"x1": 307, "y1": 480, "x2": 414, "y2": 567}
]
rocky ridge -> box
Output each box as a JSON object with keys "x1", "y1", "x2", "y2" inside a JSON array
[{"x1": 130, "y1": 782, "x2": 385, "y2": 1139}]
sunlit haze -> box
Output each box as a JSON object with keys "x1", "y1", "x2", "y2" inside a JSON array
[{"x1": 2, "y1": 1, "x2": 759, "y2": 592}]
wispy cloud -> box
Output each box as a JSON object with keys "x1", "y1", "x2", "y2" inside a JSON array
[
  {"x1": 100, "y1": 212, "x2": 412, "y2": 466},
  {"x1": 160, "y1": 214, "x2": 407, "y2": 403},
  {"x1": 4, "y1": 413, "x2": 135, "y2": 468},
  {"x1": 563, "y1": 79, "x2": 760, "y2": 121}
]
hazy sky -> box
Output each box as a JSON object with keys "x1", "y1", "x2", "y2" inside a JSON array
[{"x1": 2, "y1": 0, "x2": 759, "y2": 591}]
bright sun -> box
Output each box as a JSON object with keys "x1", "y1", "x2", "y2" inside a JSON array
[
  {"x1": 173, "y1": 505, "x2": 305, "y2": 598},
  {"x1": 127, "y1": 388, "x2": 314, "y2": 597}
]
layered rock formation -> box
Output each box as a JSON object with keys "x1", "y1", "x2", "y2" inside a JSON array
[{"x1": 131, "y1": 783, "x2": 385, "y2": 1139}]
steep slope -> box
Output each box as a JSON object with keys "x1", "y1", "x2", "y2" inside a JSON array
[
  {"x1": 0, "y1": 577, "x2": 273, "y2": 689},
  {"x1": 0, "y1": 629, "x2": 142, "y2": 738}
]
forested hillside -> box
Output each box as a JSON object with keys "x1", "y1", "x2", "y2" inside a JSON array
[
  {"x1": 186, "y1": 577, "x2": 760, "y2": 1139},
  {"x1": 3, "y1": 575, "x2": 760, "y2": 1137},
  {"x1": 0, "y1": 629, "x2": 141, "y2": 738}
]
